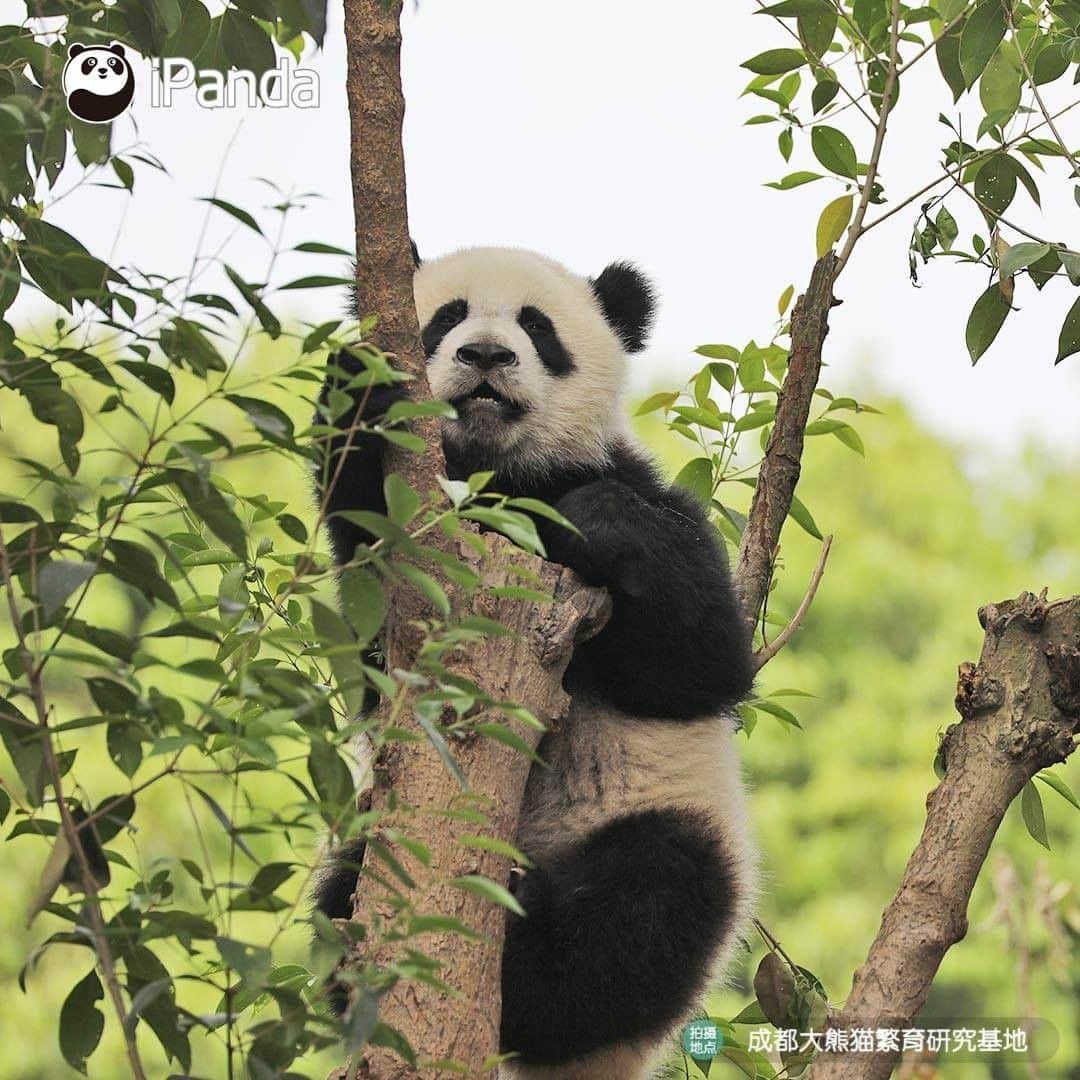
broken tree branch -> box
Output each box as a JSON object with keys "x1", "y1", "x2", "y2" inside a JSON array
[{"x1": 807, "y1": 591, "x2": 1080, "y2": 1080}]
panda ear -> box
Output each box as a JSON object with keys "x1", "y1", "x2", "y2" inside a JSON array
[
  {"x1": 108, "y1": 42, "x2": 125, "y2": 57},
  {"x1": 590, "y1": 261, "x2": 656, "y2": 353},
  {"x1": 410, "y1": 240, "x2": 422, "y2": 268},
  {"x1": 68, "y1": 43, "x2": 85, "y2": 58}
]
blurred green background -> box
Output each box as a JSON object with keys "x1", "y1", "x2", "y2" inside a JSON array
[{"x1": 0, "y1": 344, "x2": 1077, "y2": 1078}]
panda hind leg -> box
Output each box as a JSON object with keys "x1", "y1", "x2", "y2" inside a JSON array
[{"x1": 499, "y1": 807, "x2": 739, "y2": 1073}]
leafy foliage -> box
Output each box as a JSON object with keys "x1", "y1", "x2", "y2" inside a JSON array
[{"x1": 741, "y1": 0, "x2": 1080, "y2": 367}]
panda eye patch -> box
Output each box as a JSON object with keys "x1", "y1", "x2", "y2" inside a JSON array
[
  {"x1": 518, "y1": 307, "x2": 553, "y2": 336},
  {"x1": 108, "y1": 57, "x2": 122, "y2": 71},
  {"x1": 82, "y1": 57, "x2": 97, "y2": 74},
  {"x1": 420, "y1": 299, "x2": 468, "y2": 359}
]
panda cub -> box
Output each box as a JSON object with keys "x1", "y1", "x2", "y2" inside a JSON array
[{"x1": 315, "y1": 247, "x2": 757, "y2": 1079}]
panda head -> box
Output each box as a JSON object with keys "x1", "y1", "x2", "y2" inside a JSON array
[
  {"x1": 414, "y1": 247, "x2": 656, "y2": 472},
  {"x1": 63, "y1": 42, "x2": 135, "y2": 124}
]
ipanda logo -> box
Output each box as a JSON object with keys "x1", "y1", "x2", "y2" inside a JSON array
[
  {"x1": 150, "y1": 57, "x2": 319, "y2": 110},
  {"x1": 63, "y1": 42, "x2": 136, "y2": 124}
]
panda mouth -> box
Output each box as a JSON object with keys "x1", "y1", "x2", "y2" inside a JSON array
[{"x1": 451, "y1": 381, "x2": 527, "y2": 418}]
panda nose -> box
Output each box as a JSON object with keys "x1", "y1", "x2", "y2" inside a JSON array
[{"x1": 456, "y1": 342, "x2": 517, "y2": 370}]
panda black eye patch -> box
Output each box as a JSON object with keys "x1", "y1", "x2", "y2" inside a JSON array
[
  {"x1": 420, "y1": 299, "x2": 467, "y2": 358},
  {"x1": 518, "y1": 306, "x2": 574, "y2": 376}
]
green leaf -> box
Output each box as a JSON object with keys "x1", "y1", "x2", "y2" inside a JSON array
[
  {"x1": 226, "y1": 394, "x2": 294, "y2": 443},
  {"x1": 998, "y1": 242, "x2": 1051, "y2": 279},
  {"x1": 959, "y1": 0, "x2": 1006, "y2": 88},
  {"x1": 935, "y1": 206, "x2": 959, "y2": 249},
  {"x1": 979, "y1": 47, "x2": 1021, "y2": 121},
  {"x1": 815, "y1": 194, "x2": 853, "y2": 257},
  {"x1": 765, "y1": 170, "x2": 824, "y2": 190},
  {"x1": 1020, "y1": 780, "x2": 1050, "y2": 849},
  {"x1": 383, "y1": 473, "x2": 420, "y2": 525},
  {"x1": 810, "y1": 126, "x2": 857, "y2": 178},
  {"x1": 450, "y1": 874, "x2": 525, "y2": 917},
  {"x1": 38, "y1": 560, "x2": 95, "y2": 618},
  {"x1": 674, "y1": 458, "x2": 713, "y2": 505},
  {"x1": 220, "y1": 9, "x2": 276, "y2": 80},
  {"x1": 116, "y1": 360, "x2": 176, "y2": 403},
  {"x1": 1035, "y1": 769, "x2": 1080, "y2": 810},
  {"x1": 742, "y1": 49, "x2": 807, "y2": 75},
  {"x1": 635, "y1": 391, "x2": 679, "y2": 416},
  {"x1": 417, "y1": 711, "x2": 467, "y2": 788},
  {"x1": 1056, "y1": 296, "x2": 1080, "y2": 365},
  {"x1": 1032, "y1": 42, "x2": 1069, "y2": 85},
  {"x1": 695, "y1": 343, "x2": 742, "y2": 362},
  {"x1": 339, "y1": 567, "x2": 385, "y2": 644},
  {"x1": 935, "y1": 20, "x2": 966, "y2": 102},
  {"x1": 756, "y1": 0, "x2": 830, "y2": 15},
  {"x1": 965, "y1": 283, "x2": 1011, "y2": 364},
  {"x1": 170, "y1": 470, "x2": 246, "y2": 559},
  {"x1": 0, "y1": 697, "x2": 45, "y2": 806},
  {"x1": 811, "y1": 78, "x2": 840, "y2": 113},
  {"x1": 224, "y1": 266, "x2": 281, "y2": 339},
  {"x1": 197, "y1": 197, "x2": 263, "y2": 237},
  {"x1": 217, "y1": 566, "x2": 249, "y2": 627},
  {"x1": 788, "y1": 493, "x2": 823, "y2": 539},
  {"x1": 159, "y1": 318, "x2": 226, "y2": 376},
  {"x1": 798, "y1": 5, "x2": 837, "y2": 58},
  {"x1": 974, "y1": 155, "x2": 1016, "y2": 221},
  {"x1": 59, "y1": 968, "x2": 104, "y2": 1074}
]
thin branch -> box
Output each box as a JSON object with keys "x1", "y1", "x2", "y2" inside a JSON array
[
  {"x1": 0, "y1": 530, "x2": 148, "y2": 1080},
  {"x1": 1007, "y1": 10, "x2": 1080, "y2": 179},
  {"x1": 836, "y1": 0, "x2": 902, "y2": 273},
  {"x1": 896, "y1": 8, "x2": 967, "y2": 75},
  {"x1": 754, "y1": 0, "x2": 877, "y2": 128},
  {"x1": 754, "y1": 535, "x2": 833, "y2": 671}
]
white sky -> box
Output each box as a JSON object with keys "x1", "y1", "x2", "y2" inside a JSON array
[{"x1": 8, "y1": 0, "x2": 1080, "y2": 463}]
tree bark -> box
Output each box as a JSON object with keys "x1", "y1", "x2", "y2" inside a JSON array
[
  {"x1": 735, "y1": 252, "x2": 838, "y2": 630},
  {"x1": 343, "y1": 0, "x2": 443, "y2": 494},
  {"x1": 807, "y1": 592, "x2": 1080, "y2": 1080}
]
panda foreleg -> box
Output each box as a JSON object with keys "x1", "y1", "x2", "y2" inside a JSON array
[
  {"x1": 541, "y1": 479, "x2": 753, "y2": 717},
  {"x1": 499, "y1": 807, "x2": 738, "y2": 1071}
]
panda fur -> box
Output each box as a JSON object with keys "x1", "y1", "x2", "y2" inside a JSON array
[
  {"x1": 62, "y1": 42, "x2": 135, "y2": 124},
  {"x1": 314, "y1": 247, "x2": 757, "y2": 1079}
]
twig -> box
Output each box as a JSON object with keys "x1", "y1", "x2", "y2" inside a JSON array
[
  {"x1": 0, "y1": 530, "x2": 148, "y2": 1080},
  {"x1": 1007, "y1": 10, "x2": 1080, "y2": 179},
  {"x1": 836, "y1": 0, "x2": 902, "y2": 273},
  {"x1": 754, "y1": 535, "x2": 833, "y2": 671}
]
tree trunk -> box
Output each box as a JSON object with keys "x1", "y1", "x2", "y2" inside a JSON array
[
  {"x1": 337, "y1": 3, "x2": 613, "y2": 1075},
  {"x1": 807, "y1": 592, "x2": 1080, "y2": 1080}
]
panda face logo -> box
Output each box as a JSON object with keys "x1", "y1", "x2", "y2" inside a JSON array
[{"x1": 63, "y1": 42, "x2": 135, "y2": 124}]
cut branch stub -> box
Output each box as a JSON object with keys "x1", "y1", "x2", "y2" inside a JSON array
[
  {"x1": 736, "y1": 252, "x2": 839, "y2": 630},
  {"x1": 807, "y1": 592, "x2": 1080, "y2": 1080}
]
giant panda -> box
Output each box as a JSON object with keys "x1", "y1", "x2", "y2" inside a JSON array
[{"x1": 314, "y1": 247, "x2": 757, "y2": 1079}]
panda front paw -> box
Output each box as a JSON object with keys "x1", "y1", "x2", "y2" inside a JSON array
[{"x1": 542, "y1": 481, "x2": 643, "y2": 594}]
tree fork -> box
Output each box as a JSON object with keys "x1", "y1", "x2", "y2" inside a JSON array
[{"x1": 808, "y1": 592, "x2": 1080, "y2": 1080}]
